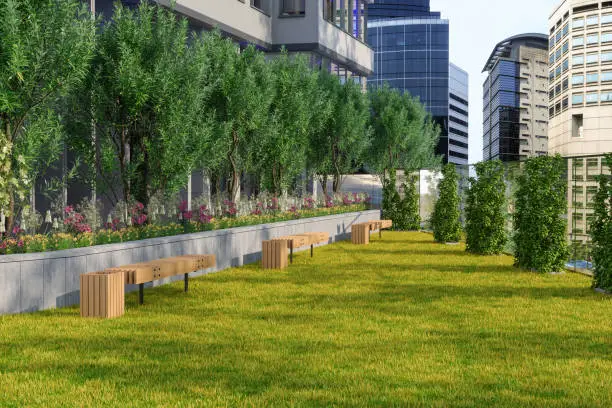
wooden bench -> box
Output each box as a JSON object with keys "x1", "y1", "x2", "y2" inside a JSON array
[
  {"x1": 262, "y1": 232, "x2": 330, "y2": 269},
  {"x1": 104, "y1": 254, "x2": 216, "y2": 305},
  {"x1": 351, "y1": 220, "x2": 393, "y2": 245}
]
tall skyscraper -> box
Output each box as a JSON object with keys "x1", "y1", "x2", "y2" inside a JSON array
[
  {"x1": 367, "y1": 0, "x2": 469, "y2": 165},
  {"x1": 449, "y1": 64, "x2": 469, "y2": 165},
  {"x1": 482, "y1": 34, "x2": 549, "y2": 162}
]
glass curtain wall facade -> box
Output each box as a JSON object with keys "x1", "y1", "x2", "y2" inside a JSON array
[{"x1": 367, "y1": 1, "x2": 452, "y2": 163}]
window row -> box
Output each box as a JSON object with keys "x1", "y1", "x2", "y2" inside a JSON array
[
  {"x1": 571, "y1": 32, "x2": 612, "y2": 48},
  {"x1": 571, "y1": 50, "x2": 612, "y2": 66},
  {"x1": 572, "y1": 90, "x2": 612, "y2": 105},
  {"x1": 573, "y1": 14, "x2": 612, "y2": 29},
  {"x1": 572, "y1": 70, "x2": 612, "y2": 85}
]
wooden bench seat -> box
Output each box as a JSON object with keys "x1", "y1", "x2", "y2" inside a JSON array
[
  {"x1": 263, "y1": 232, "x2": 330, "y2": 269},
  {"x1": 104, "y1": 254, "x2": 216, "y2": 305},
  {"x1": 351, "y1": 220, "x2": 393, "y2": 245}
]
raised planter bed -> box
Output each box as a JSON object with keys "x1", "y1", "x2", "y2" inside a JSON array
[{"x1": 0, "y1": 210, "x2": 380, "y2": 315}]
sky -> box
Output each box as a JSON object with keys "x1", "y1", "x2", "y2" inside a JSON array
[{"x1": 429, "y1": 0, "x2": 559, "y2": 163}]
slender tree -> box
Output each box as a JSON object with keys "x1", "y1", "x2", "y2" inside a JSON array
[
  {"x1": 201, "y1": 33, "x2": 273, "y2": 202},
  {"x1": 69, "y1": 3, "x2": 212, "y2": 207},
  {"x1": 255, "y1": 52, "x2": 316, "y2": 195},
  {"x1": 368, "y1": 84, "x2": 440, "y2": 180},
  {"x1": 0, "y1": 0, "x2": 95, "y2": 232},
  {"x1": 431, "y1": 163, "x2": 462, "y2": 243},
  {"x1": 465, "y1": 160, "x2": 507, "y2": 255},
  {"x1": 400, "y1": 175, "x2": 421, "y2": 231},
  {"x1": 591, "y1": 154, "x2": 612, "y2": 290},
  {"x1": 513, "y1": 155, "x2": 569, "y2": 273}
]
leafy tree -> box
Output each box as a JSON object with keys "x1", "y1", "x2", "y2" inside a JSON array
[
  {"x1": 0, "y1": 0, "x2": 95, "y2": 231},
  {"x1": 307, "y1": 70, "x2": 337, "y2": 196},
  {"x1": 382, "y1": 171, "x2": 400, "y2": 225},
  {"x1": 465, "y1": 160, "x2": 507, "y2": 255},
  {"x1": 69, "y1": 3, "x2": 212, "y2": 207},
  {"x1": 513, "y1": 155, "x2": 569, "y2": 273},
  {"x1": 254, "y1": 52, "x2": 315, "y2": 195},
  {"x1": 367, "y1": 84, "x2": 440, "y2": 180},
  {"x1": 591, "y1": 154, "x2": 612, "y2": 290},
  {"x1": 202, "y1": 33, "x2": 273, "y2": 202},
  {"x1": 431, "y1": 163, "x2": 462, "y2": 243}
]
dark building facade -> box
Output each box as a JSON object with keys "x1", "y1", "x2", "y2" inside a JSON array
[{"x1": 367, "y1": 0, "x2": 463, "y2": 164}]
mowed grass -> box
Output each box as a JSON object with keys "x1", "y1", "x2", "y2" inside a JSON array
[{"x1": 1, "y1": 232, "x2": 611, "y2": 407}]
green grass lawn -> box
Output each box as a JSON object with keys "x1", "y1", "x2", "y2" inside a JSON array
[{"x1": 1, "y1": 232, "x2": 611, "y2": 407}]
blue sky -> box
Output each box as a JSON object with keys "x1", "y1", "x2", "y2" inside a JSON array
[{"x1": 429, "y1": 0, "x2": 559, "y2": 163}]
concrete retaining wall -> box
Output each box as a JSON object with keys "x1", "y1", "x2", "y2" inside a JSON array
[{"x1": 0, "y1": 210, "x2": 379, "y2": 315}]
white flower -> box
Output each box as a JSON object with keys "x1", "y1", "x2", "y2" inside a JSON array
[
  {"x1": 53, "y1": 218, "x2": 59, "y2": 230},
  {"x1": 45, "y1": 210, "x2": 52, "y2": 223}
]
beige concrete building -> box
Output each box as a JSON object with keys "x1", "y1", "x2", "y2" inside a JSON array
[
  {"x1": 98, "y1": 0, "x2": 375, "y2": 81},
  {"x1": 549, "y1": 0, "x2": 612, "y2": 245},
  {"x1": 482, "y1": 34, "x2": 549, "y2": 162}
]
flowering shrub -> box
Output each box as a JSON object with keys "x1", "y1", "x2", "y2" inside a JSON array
[
  {"x1": 178, "y1": 201, "x2": 193, "y2": 221},
  {"x1": 222, "y1": 200, "x2": 237, "y2": 218},
  {"x1": 64, "y1": 206, "x2": 92, "y2": 234},
  {"x1": 251, "y1": 202, "x2": 264, "y2": 216},
  {"x1": 342, "y1": 194, "x2": 353, "y2": 206},
  {"x1": 130, "y1": 202, "x2": 147, "y2": 226},
  {"x1": 303, "y1": 197, "x2": 315, "y2": 209},
  {"x1": 0, "y1": 192, "x2": 370, "y2": 255},
  {"x1": 288, "y1": 206, "x2": 300, "y2": 219},
  {"x1": 198, "y1": 205, "x2": 212, "y2": 224},
  {"x1": 267, "y1": 197, "x2": 280, "y2": 211}
]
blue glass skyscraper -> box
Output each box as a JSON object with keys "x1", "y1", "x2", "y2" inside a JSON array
[{"x1": 367, "y1": 0, "x2": 466, "y2": 165}]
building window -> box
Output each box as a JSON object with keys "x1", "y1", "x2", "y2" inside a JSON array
[
  {"x1": 572, "y1": 114, "x2": 583, "y2": 137},
  {"x1": 586, "y1": 92, "x2": 598, "y2": 103},
  {"x1": 572, "y1": 93, "x2": 584, "y2": 105},
  {"x1": 572, "y1": 74, "x2": 585, "y2": 85},
  {"x1": 563, "y1": 41, "x2": 570, "y2": 53},
  {"x1": 550, "y1": 53, "x2": 556, "y2": 64},
  {"x1": 562, "y1": 97, "x2": 569, "y2": 110},
  {"x1": 573, "y1": 36, "x2": 584, "y2": 47},
  {"x1": 562, "y1": 58, "x2": 569, "y2": 72},
  {"x1": 573, "y1": 17, "x2": 585, "y2": 29},
  {"x1": 602, "y1": 52, "x2": 612, "y2": 62},
  {"x1": 587, "y1": 15, "x2": 599, "y2": 26},
  {"x1": 603, "y1": 14, "x2": 612, "y2": 24},
  {"x1": 602, "y1": 32, "x2": 612, "y2": 42},
  {"x1": 556, "y1": 65, "x2": 562, "y2": 77},
  {"x1": 587, "y1": 53, "x2": 599, "y2": 64},
  {"x1": 602, "y1": 71, "x2": 612, "y2": 81},
  {"x1": 550, "y1": 34, "x2": 556, "y2": 48},
  {"x1": 563, "y1": 23, "x2": 570, "y2": 36},
  {"x1": 555, "y1": 48, "x2": 562, "y2": 60},
  {"x1": 586, "y1": 72, "x2": 599, "y2": 83},
  {"x1": 281, "y1": 0, "x2": 305, "y2": 16},
  {"x1": 563, "y1": 77, "x2": 569, "y2": 90},
  {"x1": 587, "y1": 34, "x2": 599, "y2": 45},
  {"x1": 251, "y1": 0, "x2": 270, "y2": 14},
  {"x1": 573, "y1": 54, "x2": 585, "y2": 65},
  {"x1": 601, "y1": 91, "x2": 612, "y2": 101}
]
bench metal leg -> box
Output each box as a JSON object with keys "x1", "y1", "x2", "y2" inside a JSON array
[
  {"x1": 311, "y1": 244, "x2": 314, "y2": 257},
  {"x1": 290, "y1": 241, "x2": 294, "y2": 264},
  {"x1": 139, "y1": 283, "x2": 144, "y2": 305},
  {"x1": 184, "y1": 273, "x2": 189, "y2": 292}
]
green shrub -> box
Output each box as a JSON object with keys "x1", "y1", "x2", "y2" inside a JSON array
[
  {"x1": 431, "y1": 164, "x2": 462, "y2": 243},
  {"x1": 591, "y1": 154, "x2": 612, "y2": 290},
  {"x1": 382, "y1": 171, "x2": 401, "y2": 226},
  {"x1": 397, "y1": 176, "x2": 420, "y2": 231},
  {"x1": 513, "y1": 155, "x2": 569, "y2": 273},
  {"x1": 465, "y1": 160, "x2": 507, "y2": 255}
]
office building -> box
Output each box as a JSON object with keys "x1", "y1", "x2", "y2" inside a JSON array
[
  {"x1": 449, "y1": 63, "x2": 469, "y2": 165},
  {"x1": 549, "y1": 0, "x2": 612, "y2": 244},
  {"x1": 367, "y1": 0, "x2": 469, "y2": 165},
  {"x1": 482, "y1": 34, "x2": 549, "y2": 162},
  {"x1": 95, "y1": 0, "x2": 375, "y2": 82}
]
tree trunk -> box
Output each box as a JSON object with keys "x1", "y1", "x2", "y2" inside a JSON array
[
  {"x1": 228, "y1": 130, "x2": 240, "y2": 203},
  {"x1": 333, "y1": 173, "x2": 343, "y2": 194},
  {"x1": 319, "y1": 175, "x2": 329, "y2": 197},
  {"x1": 119, "y1": 126, "x2": 131, "y2": 202}
]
